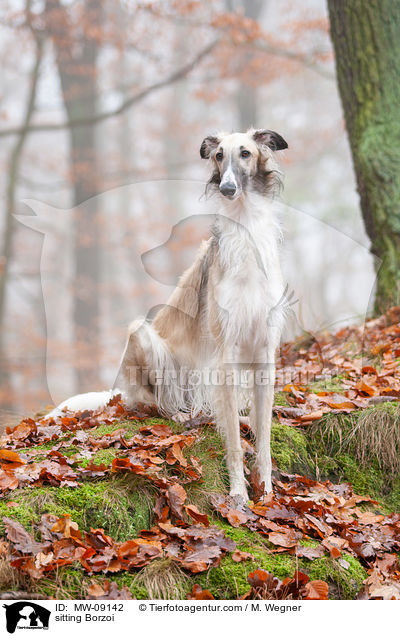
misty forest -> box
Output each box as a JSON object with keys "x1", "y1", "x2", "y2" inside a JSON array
[{"x1": 1, "y1": 0, "x2": 400, "y2": 601}]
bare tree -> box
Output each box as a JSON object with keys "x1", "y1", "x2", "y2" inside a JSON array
[
  {"x1": 226, "y1": 0, "x2": 265, "y2": 129},
  {"x1": 0, "y1": 40, "x2": 218, "y2": 138},
  {"x1": 45, "y1": 0, "x2": 104, "y2": 390}
]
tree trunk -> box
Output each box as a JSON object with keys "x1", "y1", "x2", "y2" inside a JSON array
[
  {"x1": 328, "y1": 0, "x2": 400, "y2": 313},
  {"x1": 227, "y1": 0, "x2": 265, "y2": 129},
  {"x1": 46, "y1": 0, "x2": 103, "y2": 391}
]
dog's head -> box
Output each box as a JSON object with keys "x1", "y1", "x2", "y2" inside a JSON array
[{"x1": 200, "y1": 128, "x2": 288, "y2": 200}]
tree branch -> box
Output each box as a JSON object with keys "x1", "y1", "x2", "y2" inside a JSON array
[
  {"x1": 247, "y1": 40, "x2": 334, "y2": 80},
  {"x1": 0, "y1": 38, "x2": 219, "y2": 138},
  {"x1": 140, "y1": 8, "x2": 334, "y2": 81}
]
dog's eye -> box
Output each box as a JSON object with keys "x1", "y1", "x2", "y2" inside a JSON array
[
  {"x1": 215, "y1": 151, "x2": 223, "y2": 161},
  {"x1": 241, "y1": 150, "x2": 251, "y2": 158}
]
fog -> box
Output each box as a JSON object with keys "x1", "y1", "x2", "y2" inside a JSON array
[{"x1": 0, "y1": 0, "x2": 375, "y2": 414}]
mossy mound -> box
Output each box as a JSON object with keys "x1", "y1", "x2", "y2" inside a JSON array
[
  {"x1": 2, "y1": 400, "x2": 400, "y2": 600},
  {"x1": 195, "y1": 524, "x2": 366, "y2": 600},
  {"x1": 6, "y1": 519, "x2": 366, "y2": 601},
  {"x1": 0, "y1": 478, "x2": 155, "y2": 541},
  {"x1": 271, "y1": 422, "x2": 310, "y2": 474},
  {"x1": 307, "y1": 401, "x2": 400, "y2": 510}
]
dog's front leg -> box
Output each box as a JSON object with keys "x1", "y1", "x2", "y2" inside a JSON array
[
  {"x1": 214, "y1": 361, "x2": 248, "y2": 500},
  {"x1": 253, "y1": 349, "x2": 276, "y2": 494}
]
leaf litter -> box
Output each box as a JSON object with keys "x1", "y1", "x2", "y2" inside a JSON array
[
  {"x1": 276, "y1": 306, "x2": 400, "y2": 425},
  {"x1": 2, "y1": 308, "x2": 400, "y2": 598}
]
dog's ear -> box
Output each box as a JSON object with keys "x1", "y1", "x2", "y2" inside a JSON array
[
  {"x1": 200, "y1": 135, "x2": 220, "y2": 159},
  {"x1": 252, "y1": 129, "x2": 288, "y2": 151}
]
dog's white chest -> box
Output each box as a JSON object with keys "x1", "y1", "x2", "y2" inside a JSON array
[{"x1": 215, "y1": 214, "x2": 284, "y2": 345}]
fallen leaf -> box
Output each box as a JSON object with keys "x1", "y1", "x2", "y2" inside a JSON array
[
  {"x1": 187, "y1": 584, "x2": 215, "y2": 600},
  {"x1": 304, "y1": 580, "x2": 329, "y2": 600},
  {"x1": 232, "y1": 549, "x2": 254, "y2": 563},
  {"x1": 185, "y1": 504, "x2": 210, "y2": 527}
]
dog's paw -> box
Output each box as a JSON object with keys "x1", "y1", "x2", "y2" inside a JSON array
[
  {"x1": 258, "y1": 477, "x2": 273, "y2": 494},
  {"x1": 229, "y1": 487, "x2": 249, "y2": 502}
]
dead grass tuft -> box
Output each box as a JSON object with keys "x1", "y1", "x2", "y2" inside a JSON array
[
  {"x1": 0, "y1": 552, "x2": 30, "y2": 594},
  {"x1": 132, "y1": 558, "x2": 189, "y2": 599},
  {"x1": 312, "y1": 403, "x2": 400, "y2": 476}
]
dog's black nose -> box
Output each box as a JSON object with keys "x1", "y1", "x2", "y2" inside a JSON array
[{"x1": 219, "y1": 182, "x2": 237, "y2": 197}]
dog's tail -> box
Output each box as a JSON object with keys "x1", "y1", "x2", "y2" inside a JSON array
[
  {"x1": 43, "y1": 318, "x2": 213, "y2": 421},
  {"x1": 120, "y1": 318, "x2": 190, "y2": 417},
  {"x1": 42, "y1": 389, "x2": 122, "y2": 420}
]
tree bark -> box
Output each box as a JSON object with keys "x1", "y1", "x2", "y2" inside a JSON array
[
  {"x1": 46, "y1": 0, "x2": 103, "y2": 391},
  {"x1": 328, "y1": 0, "x2": 400, "y2": 313}
]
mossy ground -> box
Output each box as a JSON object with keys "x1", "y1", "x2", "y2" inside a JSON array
[
  {"x1": 308, "y1": 401, "x2": 400, "y2": 510},
  {"x1": 0, "y1": 478, "x2": 155, "y2": 541},
  {"x1": 2, "y1": 397, "x2": 399, "y2": 599},
  {"x1": 7, "y1": 519, "x2": 365, "y2": 600},
  {"x1": 195, "y1": 524, "x2": 366, "y2": 600}
]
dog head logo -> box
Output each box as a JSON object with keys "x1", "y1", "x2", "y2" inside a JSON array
[
  {"x1": 16, "y1": 181, "x2": 377, "y2": 404},
  {"x1": 3, "y1": 602, "x2": 50, "y2": 633}
]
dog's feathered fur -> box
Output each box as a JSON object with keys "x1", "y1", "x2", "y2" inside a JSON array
[
  {"x1": 46, "y1": 128, "x2": 288, "y2": 500},
  {"x1": 119, "y1": 129, "x2": 288, "y2": 498}
]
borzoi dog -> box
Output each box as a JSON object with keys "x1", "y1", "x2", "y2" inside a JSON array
[{"x1": 47, "y1": 128, "x2": 288, "y2": 500}]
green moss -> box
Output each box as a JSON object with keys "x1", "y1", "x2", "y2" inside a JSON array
[
  {"x1": 1, "y1": 404, "x2": 396, "y2": 600},
  {"x1": 30, "y1": 541, "x2": 367, "y2": 600},
  {"x1": 195, "y1": 522, "x2": 294, "y2": 599},
  {"x1": 306, "y1": 554, "x2": 366, "y2": 600},
  {"x1": 306, "y1": 403, "x2": 400, "y2": 511},
  {"x1": 0, "y1": 478, "x2": 154, "y2": 541},
  {"x1": 116, "y1": 575, "x2": 149, "y2": 600},
  {"x1": 336, "y1": 455, "x2": 384, "y2": 495},
  {"x1": 298, "y1": 537, "x2": 320, "y2": 548},
  {"x1": 91, "y1": 420, "x2": 140, "y2": 440},
  {"x1": 385, "y1": 475, "x2": 400, "y2": 510},
  {"x1": 186, "y1": 427, "x2": 228, "y2": 509},
  {"x1": 80, "y1": 447, "x2": 119, "y2": 467},
  {"x1": 40, "y1": 447, "x2": 80, "y2": 461},
  {"x1": 88, "y1": 418, "x2": 229, "y2": 514},
  {"x1": 271, "y1": 421, "x2": 312, "y2": 474},
  {"x1": 309, "y1": 443, "x2": 385, "y2": 498},
  {"x1": 29, "y1": 437, "x2": 73, "y2": 451},
  {"x1": 274, "y1": 391, "x2": 288, "y2": 407},
  {"x1": 90, "y1": 417, "x2": 184, "y2": 440},
  {"x1": 213, "y1": 520, "x2": 250, "y2": 541},
  {"x1": 193, "y1": 521, "x2": 365, "y2": 599},
  {"x1": 143, "y1": 417, "x2": 188, "y2": 434},
  {"x1": 308, "y1": 375, "x2": 345, "y2": 393},
  {"x1": 93, "y1": 448, "x2": 119, "y2": 465},
  {"x1": 324, "y1": 454, "x2": 400, "y2": 513}
]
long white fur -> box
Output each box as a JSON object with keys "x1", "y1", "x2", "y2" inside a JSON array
[
  {"x1": 44, "y1": 130, "x2": 287, "y2": 500},
  {"x1": 44, "y1": 197, "x2": 283, "y2": 423},
  {"x1": 136, "y1": 196, "x2": 285, "y2": 419},
  {"x1": 43, "y1": 389, "x2": 121, "y2": 420},
  {"x1": 128, "y1": 318, "x2": 189, "y2": 416},
  {"x1": 214, "y1": 195, "x2": 284, "y2": 351},
  {"x1": 212, "y1": 193, "x2": 285, "y2": 496}
]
